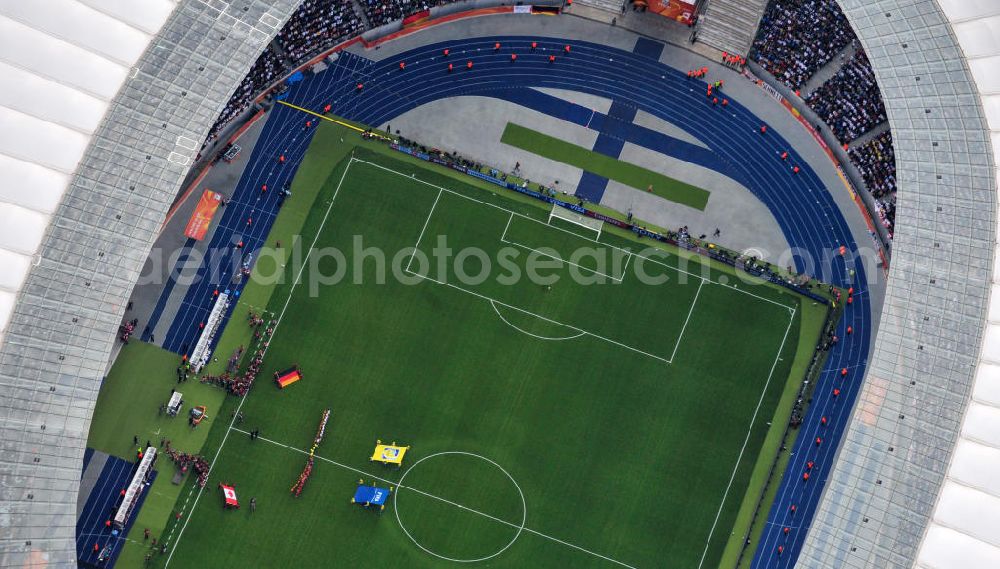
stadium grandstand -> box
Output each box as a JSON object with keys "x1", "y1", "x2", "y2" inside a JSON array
[{"x1": 0, "y1": 0, "x2": 996, "y2": 568}]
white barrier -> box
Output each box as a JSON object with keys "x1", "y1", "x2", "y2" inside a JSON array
[
  {"x1": 113, "y1": 447, "x2": 156, "y2": 530},
  {"x1": 191, "y1": 292, "x2": 230, "y2": 372}
]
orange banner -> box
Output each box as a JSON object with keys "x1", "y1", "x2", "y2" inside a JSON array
[
  {"x1": 643, "y1": 0, "x2": 696, "y2": 24},
  {"x1": 184, "y1": 190, "x2": 222, "y2": 240}
]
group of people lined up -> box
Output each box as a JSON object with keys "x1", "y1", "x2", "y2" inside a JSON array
[
  {"x1": 849, "y1": 131, "x2": 896, "y2": 236},
  {"x1": 164, "y1": 447, "x2": 211, "y2": 488},
  {"x1": 277, "y1": 0, "x2": 364, "y2": 63},
  {"x1": 119, "y1": 319, "x2": 138, "y2": 344},
  {"x1": 201, "y1": 315, "x2": 274, "y2": 396}
]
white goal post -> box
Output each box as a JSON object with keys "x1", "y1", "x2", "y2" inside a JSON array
[{"x1": 548, "y1": 204, "x2": 604, "y2": 239}]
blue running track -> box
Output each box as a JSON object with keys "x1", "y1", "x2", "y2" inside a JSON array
[
  {"x1": 147, "y1": 36, "x2": 872, "y2": 568},
  {"x1": 76, "y1": 450, "x2": 157, "y2": 568}
]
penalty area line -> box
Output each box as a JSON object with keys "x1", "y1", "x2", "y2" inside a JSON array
[
  {"x1": 233, "y1": 428, "x2": 638, "y2": 569},
  {"x1": 669, "y1": 278, "x2": 704, "y2": 363},
  {"x1": 406, "y1": 187, "x2": 442, "y2": 273},
  {"x1": 355, "y1": 156, "x2": 798, "y2": 315}
]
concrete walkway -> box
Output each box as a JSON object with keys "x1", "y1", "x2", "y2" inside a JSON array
[{"x1": 848, "y1": 120, "x2": 891, "y2": 150}]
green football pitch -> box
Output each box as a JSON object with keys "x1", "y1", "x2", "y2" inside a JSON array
[{"x1": 163, "y1": 147, "x2": 812, "y2": 569}]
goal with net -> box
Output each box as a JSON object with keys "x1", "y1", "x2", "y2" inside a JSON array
[{"x1": 548, "y1": 204, "x2": 604, "y2": 239}]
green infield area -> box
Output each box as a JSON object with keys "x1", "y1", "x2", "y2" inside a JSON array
[
  {"x1": 161, "y1": 141, "x2": 820, "y2": 569},
  {"x1": 500, "y1": 122, "x2": 711, "y2": 210}
]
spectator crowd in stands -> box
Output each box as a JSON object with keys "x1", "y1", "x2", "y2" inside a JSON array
[
  {"x1": 199, "y1": 0, "x2": 898, "y2": 241},
  {"x1": 200, "y1": 0, "x2": 459, "y2": 148},
  {"x1": 203, "y1": 47, "x2": 286, "y2": 146},
  {"x1": 202, "y1": 0, "x2": 368, "y2": 149},
  {"x1": 364, "y1": 0, "x2": 436, "y2": 28},
  {"x1": 849, "y1": 131, "x2": 896, "y2": 236},
  {"x1": 805, "y1": 50, "x2": 887, "y2": 144},
  {"x1": 277, "y1": 0, "x2": 364, "y2": 63},
  {"x1": 750, "y1": 0, "x2": 853, "y2": 91},
  {"x1": 752, "y1": 0, "x2": 896, "y2": 239}
]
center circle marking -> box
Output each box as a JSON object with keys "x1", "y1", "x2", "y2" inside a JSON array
[{"x1": 393, "y1": 451, "x2": 527, "y2": 563}]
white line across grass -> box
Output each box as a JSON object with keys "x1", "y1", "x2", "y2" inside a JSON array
[
  {"x1": 489, "y1": 300, "x2": 586, "y2": 341},
  {"x1": 695, "y1": 306, "x2": 797, "y2": 569},
  {"x1": 501, "y1": 212, "x2": 629, "y2": 283},
  {"x1": 169, "y1": 155, "x2": 802, "y2": 569},
  {"x1": 356, "y1": 157, "x2": 795, "y2": 313},
  {"x1": 166, "y1": 156, "x2": 357, "y2": 567},
  {"x1": 232, "y1": 428, "x2": 638, "y2": 569}
]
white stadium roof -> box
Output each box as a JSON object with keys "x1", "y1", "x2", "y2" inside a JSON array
[
  {"x1": 0, "y1": 1, "x2": 296, "y2": 564},
  {"x1": 913, "y1": 1, "x2": 1000, "y2": 568},
  {"x1": 0, "y1": 0, "x2": 177, "y2": 347},
  {"x1": 0, "y1": 0, "x2": 996, "y2": 567}
]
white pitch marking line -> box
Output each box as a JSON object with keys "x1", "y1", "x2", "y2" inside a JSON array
[
  {"x1": 707, "y1": 278, "x2": 795, "y2": 311},
  {"x1": 406, "y1": 267, "x2": 670, "y2": 364},
  {"x1": 490, "y1": 300, "x2": 586, "y2": 341},
  {"x1": 406, "y1": 187, "x2": 443, "y2": 273},
  {"x1": 502, "y1": 211, "x2": 514, "y2": 242},
  {"x1": 619, "y1": 251, "x2": 632, "y2": 283},
  {"x1": 502, "y1": 214, "x2": 625, "y2": 282},
  {"x1": 354, "y1": 158, "x2": 797, "y2": 313},
  {"x1": 499, "y1": 237, "x2": 625, "y2": 283},
  {"x1": 232, "y1": 428, "x2": 638, "y2": 569},
  {"x1": 669, "y1": 278, "x2": 704, "y2": 363},
  {"x1": 166, "y1": 156, "x2": 357, "y2": 567},
  {"x1": 355, "y1": 158, "x2": 702, "y2": 284},
  {"x1": 695, "y1": 306, "x2": 797, "y2": 569}
]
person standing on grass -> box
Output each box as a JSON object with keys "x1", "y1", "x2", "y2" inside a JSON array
[{"x1": 250, "y1": 497, "x2": 256, "y2": 513}]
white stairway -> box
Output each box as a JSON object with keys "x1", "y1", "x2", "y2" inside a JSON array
[
  {"x1": 573, "y1": 0, "x2": 625, "y2": 15},
  {"x1": 695, "y1": 0, "x2": 769, "y2": 56}
]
